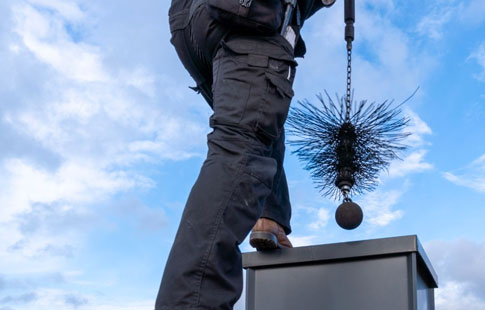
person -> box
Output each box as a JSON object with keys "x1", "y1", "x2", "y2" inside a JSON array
[{"x1": 156, "y1": 0, "x2": 335, "y2": 309}]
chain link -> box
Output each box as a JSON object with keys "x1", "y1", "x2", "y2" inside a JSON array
[
  {"x1": 342, "y1": 190, "x2": 352, "y2": 202},
  {"x1": 345, "y1": 47, "x2": 352, "y2": 122}
]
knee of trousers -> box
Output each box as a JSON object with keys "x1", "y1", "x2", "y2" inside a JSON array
[
  {"x1": 206, "y1": 128, "x2": 279, "y2": 192},
  {"x1": 209, "y1": 36, "x2": 297, "y2": 147}
]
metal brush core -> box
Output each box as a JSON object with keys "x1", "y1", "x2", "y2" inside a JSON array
[{"x1": 335, "y1": 170, "x2": 363, "y2": 230}]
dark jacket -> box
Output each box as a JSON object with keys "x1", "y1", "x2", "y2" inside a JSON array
[
  {"x1": 299, "y1": 0, "x2": 327, "y2": 22},
  {"x1": 168, "y1": 0, "x2": 332, "y2": 58},
  {"x1": 294, "y1": 0, "x2": 331, "y2": 57}
]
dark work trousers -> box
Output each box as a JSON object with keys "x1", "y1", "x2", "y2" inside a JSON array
[{"x1": 156, "y1": 1, "x2": 296, "y2": 309}]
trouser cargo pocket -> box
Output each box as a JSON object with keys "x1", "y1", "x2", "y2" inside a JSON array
[
  {"x1": 256, "y1": 69, "x2": 294, "y2": 140},
  {"x1": 210, "y1": 36, "x2": 296, "y2": 144}
]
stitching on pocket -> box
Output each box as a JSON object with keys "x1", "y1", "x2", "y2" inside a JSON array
[
  {"x1": 213, "y1": 78, "x2": 251, "y2": 125},
  {"x1": 254, "y1": 72, "x2": 294, "y2": 140},
  {"x1": 264, "y1": 71, "x2": 294, "y2": 98}
]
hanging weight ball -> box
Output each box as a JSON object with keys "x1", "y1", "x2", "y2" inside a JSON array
[{"x1": 335, "y1": 201, "x2": 363, "y2": 230}]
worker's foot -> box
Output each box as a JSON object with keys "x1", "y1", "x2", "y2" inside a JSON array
[{"x1": 249, "y1": 218, "x2": 293, "y2": 251}]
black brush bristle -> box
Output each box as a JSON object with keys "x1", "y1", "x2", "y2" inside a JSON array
[{"x1": 286, "y1": 92, "x2": 410, "y2": 200}]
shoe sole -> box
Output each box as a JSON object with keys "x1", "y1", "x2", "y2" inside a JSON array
[{"x1": 249, "y1": 232, "x2": 279, "y2": 251}]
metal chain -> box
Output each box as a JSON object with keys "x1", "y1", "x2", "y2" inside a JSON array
[
  {"x1": 343, "y1": 191, "x2": 352, "y2": 203},
  {"x1": 345, "y1": 47, "x2": 352, "y2": 122}
]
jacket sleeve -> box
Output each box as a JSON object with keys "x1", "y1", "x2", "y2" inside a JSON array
[{"x1": 302, "y1": 0, "x2": 335, "y2": 21}]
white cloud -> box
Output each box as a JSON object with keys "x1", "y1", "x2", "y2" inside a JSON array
[
  {"x1": 13, "y1": 4, "x2": 109, "y2": 82},
  {"x1": 385, "y1": 109, "x2": 433, "y2": 178},
  {"x1": 29, "y1": 0, "x2": 85, "y2": 21},
  {"x1": 0, "y1": 158, "x2": 151, "y2": 275},
  {"x1": 416, "y1": 6, "x2": 454, "y2": 40},
  {"x1": 0, "y1": 159, "x2": 149, "y2": 222},
  {"x1": 16, "y1": 159, "x2": 142, "y2": 204},
  {"x1": 403, "y1": 109, "x2": 432, "y2": 147},
  {"x1": 435, "y1": 281, "x2": 485, "y2": 310},
  {"x1": 299, "y1": 0, "x2": 436, "y2": 113},
  {"x1": 120, "y1": 67, "x2": 156, "y2": 97},
  {"x1": 388, "y1": 150, "x2": 433, "y2": 178},
  {"x1": 1, "y1": 287, "x2": 155, "y2": 310},
  {"x1": 426, "y1": 239, "x2": 485, "y2": 308},
  {"x1": 444, "y1": 172, "x2": 485, "y2": 193},
  {"x1": 0, "y1": 0, "x2": 206, "y2": 305},
  {"x1": 360, "y1": 190, "x2": 404, "y2": 227},
  {"x1": 6, "y1": 0, "x2": 208, "y2": 164},
  {"x1": 308, "y1": 208, "x2": 331, "y2": 230},
  {"x1": 468, "y1": 43, "x2": 485, "y2": 81},
  {"x1": 10, "y1": 0, "x2": 207, "y2": 162},
  {"x1": 353, "y1": 5, "x2": 433, "y2": 100},
  {"x1": 444, "y1": 154, "x2": 485, "y2": 193},
  {"x1": 457, "y1": 0, "x2": 485, "y2": 26},
  {"x1": 416, "y1": 0, "x2": 485, "y2": 41},
  {"x1": 288, "y1": 235, "x2": 317, "y2": 247}
]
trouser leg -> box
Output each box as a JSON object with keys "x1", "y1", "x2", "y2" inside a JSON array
[
  {"x1": 260, "y1": 128, "x2": 292, "y2": 234},
  {"x1": 168, "y1": 3, "x2": 229, "y2": 107},
  {"x1": 156, "y1": 34, "x2": 296, "y2": 309},
  {"x1": 169, "y1": 5, "x2": 293, "y2": 234},
  {"x1": 155, "y1": 128, "x2": 276, "y2": 310}
]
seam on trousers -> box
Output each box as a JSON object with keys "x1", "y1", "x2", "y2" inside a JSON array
[
  {"x1": 208, "y1": 137, "x2": 274, "y2": 190},
  {"x1": 188, "y1": 11, "x2": 205, "y2": 65},
  {"x1": 212, "y1": 49, "x2": 223, "y2": 95},
  {"x1": 244, "y1": 169, "x2": 273, "y2": 190},
  {"x1": 193, "y1": 159, "x2": 246, "y2": 307}
]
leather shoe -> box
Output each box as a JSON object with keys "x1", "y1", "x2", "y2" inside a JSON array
[{"x1": 249, "y1": 218, "x2": 293, "y2": 250}]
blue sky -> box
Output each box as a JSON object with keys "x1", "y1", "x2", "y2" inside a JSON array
[{"x1": 0, "y1": 0, "x2": 484, "y2": 309}]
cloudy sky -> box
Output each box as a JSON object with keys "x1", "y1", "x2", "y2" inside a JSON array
[{"x1": 0, "y1": 0, "x2": 484, "y2": 309}]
